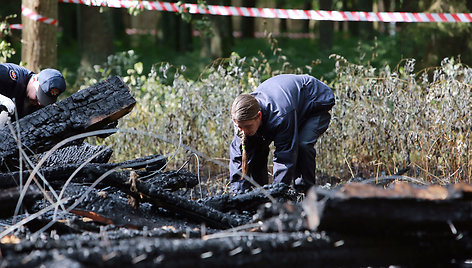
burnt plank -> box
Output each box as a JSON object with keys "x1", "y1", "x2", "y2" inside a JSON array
[
  {"x1": 0, "y1": 76, "x2": 135, "y2": 169},
  {"x1": 105, "y1": 171, "x2": 245, "y2": 229},
  {"x1": 0, "y1": 185, "x2": 42, "y2": 218},
  {"x1": 201, "y1": 183, "x2": 298, "y2": 212},
  {"x1": 1, "y1": 230, "x2": 471, "y2": 268},
  {"x1": 0, "y1": 164, "x2": 240, "y2": 229},
  {"x1": 318, "y1": 183, "x2": 472, "y2": 234},
  {"x1": 0, "y1": 153, "x2": 166, "y2": 189},
  {"x1": 30, "y1": 142, "x2": 113, "y2": 167}
]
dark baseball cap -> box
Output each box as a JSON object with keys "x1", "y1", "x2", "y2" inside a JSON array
[{"x1": 37, "y1": 68, "x2": 66, "y2": 106}]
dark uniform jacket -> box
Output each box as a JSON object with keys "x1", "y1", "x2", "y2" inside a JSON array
[
  {"x1": 229, "y1": 74, "x2": 335, "y2": 185},
  {"x1": 0, "y1": 63, "x2": 35, "y2": 118}
]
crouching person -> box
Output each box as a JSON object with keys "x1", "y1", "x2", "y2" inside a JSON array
[{"x1": 229, "y1": 74, "x2": 335, "y2": 194}]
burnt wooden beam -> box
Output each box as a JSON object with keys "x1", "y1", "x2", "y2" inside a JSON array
[
  {"x1": 201, "y1": 183, "x2": 298, "y2": 212},
  {"x1": 0, "y1": 185, "x2": 42, "y2": 218},
  {"x1": 103, "y1": 171, "x2": 245, "y2": 229},
  {"x1": 1, "y1": 229, "x2": 471, "y2": 268},
  {"x1": 1, "y1": 164, "x2": 241, "y2": 229},
  {"x1": 0, "y1": 153, "x2": 167, "y2": 189},
  {"x1": 0, "y1": 76, "x2": 136, "y2": 169},
  {"x1": 30, "y1": 142, "x2": 113, "y2": 167},
  {"x1": 318, "y1": 182, "x2": 472, "y2": 234},
  {"x1": 31, "y1": 183, "x2": 194, "y2": 231},
  {"x1": 137, "y1": 170, "x2": 198, "y2": 191}
]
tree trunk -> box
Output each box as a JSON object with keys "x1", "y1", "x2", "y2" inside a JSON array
[
  {"x1": 21, "y1": 0, "x2": 57, "y2": 72},
  {"x1": 302, "y1": 1, "x2": 312, "y2": 33},
  {"x1": 161, "y1": 12, "x2": 179, "y2": 48},
  {"x1": 160, "y1": 12, "x2": 193, "y2": 52},
  {"x1": 241, "y1": 0, "x2": 256, "y2": 38},
  {"x1": 205, "y1": 0, "x2": 233, "y2": 58},
  {"x1": 57, "y1": 2, "x2": 78, "y2": 46},
  {"x1": 319, "y1": 0, "x2": 333, "y2": 50},
  {"x1": 276, "y1": 0, "x2": 287, "y2": 34},
  {"x1": 178, "y1": 17, "x2": 193, "y2": 52},
  {"x1": 358, "y1": 0, "x2": 374, "y2": 39},
  {"x1": 77, "y1": 5, "x2": 114, "y2": 70}
]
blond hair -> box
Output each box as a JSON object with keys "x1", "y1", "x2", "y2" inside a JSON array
[{"x1": 231, "y1": 94, "x2": 260, "y2": 181}]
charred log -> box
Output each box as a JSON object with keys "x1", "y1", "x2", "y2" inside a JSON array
[
  {"x1": 30, "y1": 142, "x2": 113, "y2": 167},
  {"x1": 3, "y1": 164, "x2": 243, "y2": 229},
  {"x1": 0, "y1": 153, "x2": 167, "y2": 189},
  {"x1": 318, "y1": 182, "x2": 472, "y2": 234},
  {"x1": 137, "y1": 170, "x2": 198, "y2": 191},
  {"x1": 0, "y1": 185, "x2": 42, "y2": 218},
  {"x1": 107, "y1": 173, "x2": 246, "y2": 229},
  {"x1": 112, "y1": 153, "x2": 167, "y2": 173},
  {"x1": 2, "y1": 228, "x2": 471, "y2": 268},
  {"x1": 48, "y1": 183, "x2": 197, "y2": 231},
  {"x1": 0, "y1": 75, "x2": 136, "y2": 171},
  {"x1": 201, "y1": 183, "x2": 298, "y2": 212}
]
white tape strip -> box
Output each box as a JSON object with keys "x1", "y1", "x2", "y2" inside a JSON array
[
  {"x1": 21, "y1": 6, "x2": 58, "y2": 26},
  {"x1": 59, "y1": 0, "x2": 472, "y2": 23}
]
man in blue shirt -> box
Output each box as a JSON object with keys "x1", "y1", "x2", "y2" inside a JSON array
[
  {"x1": 229, "y1": 74, "x2": 335, "y2": 194},
  {"x1": 0, "y1": 63, "x2": 66, "y2": 127}
]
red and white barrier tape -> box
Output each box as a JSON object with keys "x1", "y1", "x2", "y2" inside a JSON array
[
  {"x1": 9, "y1": 24, "x2": 23, "y2": 30},
  {"x1": 59, "y1": 0, "x2": 472, "y2": 23},
  {"x1": 9, "y1": 0, "x2": 472, "y2": 31},
  {"x1": 21, "y1": 5, "x2": 58, "y2": 26}
]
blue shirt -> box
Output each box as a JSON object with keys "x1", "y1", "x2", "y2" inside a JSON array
[
  {"x1": 229, "y1": 74, "x2": 335, "y2": 184},
  {"x1": 0, "y1": 63, "x2": 35, "y2": 118}
]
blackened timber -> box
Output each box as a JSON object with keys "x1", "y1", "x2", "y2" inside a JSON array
[
  {"x1": 109, "y1": 173, "x2": 244, "y2": 229},
  {"x1": 201, "y1": 183, "x2": 298, "y2": 212},
  {"x1": 0, "y1": 76, "x2": 136, "y2": 168},
  {"x1": 0, "y1": 152, "x2": 167, "y2": 189},
  {"x1": 318, "y1": 182, "x2": 472, "y2": 234},
  {"x1": 63, "y1": 167, "x2": 241, "y2": 228},
  {"x1": 113, "y1": 153, "x2": 167, "y2": 172},
  {"x1": 30, "y1": 142, "x2": 113, "y2": 167},
  {"x1": 51, "y1": 183, "x2": 192, "y2": 230},
  {"x1": 0, "y1": 164, "x2": 242, "y2": 228},
  {"x1": 0, "y1": 185, "x2": 42, "y2": 218},
  {"x1": 138, "y1": 170, "x2": 198, "y2": 191},
  {"x1": 2, "y1": 230, "x2": 472, "y2": 268}
]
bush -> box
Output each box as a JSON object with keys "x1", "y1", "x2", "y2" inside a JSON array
[
  {"x1": 322, "y1": 56, "x2": 472, "y2": 184},
  {"x1": 86, "y1": 49, "x2": 472, "y2": 186}
]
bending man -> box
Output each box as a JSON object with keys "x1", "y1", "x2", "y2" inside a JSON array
[
  {"x1": 229, "y1": 74, "x2": 335, "y2": 194},
  {"x1": 0, "y1": 63, "x2": 66, "y2": 127}
]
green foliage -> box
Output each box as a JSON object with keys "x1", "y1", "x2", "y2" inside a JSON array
[
  {"x1": 0, "y1": 15, "x2": 16, "y2": 62},
  {"x1": 86, "y1": 51, "x2": 262, "y2": 181},
  {"x1": 321, "y1": 55, "x2": 472, "y2": 183},
  {"x1": 83, "y1": 41, "x2": 472, "y2": 187}
]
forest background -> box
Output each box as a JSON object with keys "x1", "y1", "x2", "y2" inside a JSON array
[{"x1": 1, "y1": 0, "x2": 472, "y2": 194}]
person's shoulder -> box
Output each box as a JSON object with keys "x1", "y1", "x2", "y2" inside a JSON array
[
  {"x1": 0, "y1": 64, "x2": 19, "y2": 83},
  {"x1": 1, "y1": 63, "x2": 31, "y2": 76}
]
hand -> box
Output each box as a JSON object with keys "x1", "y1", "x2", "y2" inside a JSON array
[
  {"x1": 0, "y1": 94, "x2": 15, "y2": 115},
  {"x1": 0, "y1": 110, "x2": 10, "y2": 128}
]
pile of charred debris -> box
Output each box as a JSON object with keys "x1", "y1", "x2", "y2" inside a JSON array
[{"x1": 1, "y1": 77, "x2": 472, "y2": 267}]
